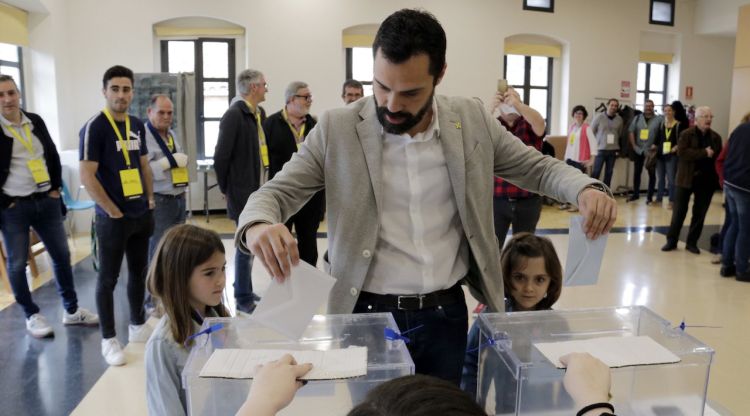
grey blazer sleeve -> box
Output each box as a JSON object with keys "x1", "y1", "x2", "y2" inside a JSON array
[{"x1": 234, "y1": 111, "x2": 327, "y2": 251}]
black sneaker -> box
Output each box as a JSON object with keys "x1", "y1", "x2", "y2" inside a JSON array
[
  {"x1": 627, "y1": 195, "x2": 639, "y2": 202},
  {"x1": 685, "y1": 245, "x2": 700, "y2": 255},
  {"x1": 736, "y1": 272, "x2": 750, "y2": 283}
]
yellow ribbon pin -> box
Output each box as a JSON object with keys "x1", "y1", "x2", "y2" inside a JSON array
[{"x1": 455, "y1": 122, "x2": 461, "y2": 129}]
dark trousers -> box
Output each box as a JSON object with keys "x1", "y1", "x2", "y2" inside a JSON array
[
  {"x1": 633, "y1": 152, "x2": 656, "y2": 200},
  {"x1": 666, "y1": 185, "x2": 715, "y2": 247},
  {"x1": 592, "y1": 150, "x2": 617, "y2": 187},
  {"x1": 234, "y1": 220, "x2": 255, "y2": 305},
  {"x1": 0, "y1": 196, "x2": 78, "y2": 318},
  {"x1": 353, "y1": 286, "x2": 468, "y2": 386},
  {"x1": 493, "y1": 195, "x2": 542, "y2": 247},
  {"x1": 284, "y1": 196, "x2": 323, "y2": 267},
  {"x1": 95, "y1": 212, "x2": 153, "y2": 338}
]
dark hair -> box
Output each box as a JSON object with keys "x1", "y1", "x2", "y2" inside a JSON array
[
  {"x1": 372, "y1": 9, "x2": 446, "y2": 79},
  {"x1": 347, "y1": 375, "x2": 487, "y2": 416},
  {"x1": 102, "y1": 65, "x2": 134, "y2": 89},
  {"x1": 342, "y1": 79, "x2": 364, "y2": 96},
  {"x1": 571, "y1": 105, "x2": 588, "y2": 119},
  {"x1": 501, "y1": 232, "x2": 563, "y2": 310},
  {"x1": 607, "y1": 98, "x2": 619, "y2": 106},
  {"x1": 670, "y1": 100, "x2": 689, "y2": 125},
  {"x1": 0, "y1": 74, "x2": 18, "y2": 89},
  {"x1": 147, "y1": 224, "x2": 229, "y2": 346}
]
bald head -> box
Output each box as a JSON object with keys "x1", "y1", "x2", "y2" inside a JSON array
[{"x1": 147, "y1": 94, "x2": 174, "y2": 133}]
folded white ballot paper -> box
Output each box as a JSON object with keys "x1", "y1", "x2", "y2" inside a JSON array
[
  {"x1": 199, "y1": 347, "x2": 368, "y2": 380},
  {"x1": 534, "y1": 335, "x2": 681, "y2": 369},
  {"x1": 564, "y1": 215, "x2": 608, "y2": 286},
  {"x1": 250, "y1": 261, "x2": 336, "y2": 340}
]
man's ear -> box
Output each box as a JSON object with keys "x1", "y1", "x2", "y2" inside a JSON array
[{"x1": 434, "y1": 63, "x2": 447, "y2": 87}]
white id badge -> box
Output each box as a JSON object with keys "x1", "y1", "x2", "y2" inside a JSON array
[{"x1": 606, "y1": 133, "x2": 615, "y2": 145}]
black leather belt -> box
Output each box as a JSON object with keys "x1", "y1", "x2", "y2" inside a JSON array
[
  {"x1": 358, "y1": 283, "x2": 463, "y2": 311},
  {"x1": 13, "y1": 192, "x2": 49, "y2": 202}
]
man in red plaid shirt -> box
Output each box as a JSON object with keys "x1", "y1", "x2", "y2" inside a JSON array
[{"x1": 492, "y1": 87, "x2": 547, "y2": 247}]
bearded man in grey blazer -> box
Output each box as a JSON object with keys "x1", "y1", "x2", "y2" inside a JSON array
[{"x1": 235, "y1": 9, "x2": 617, "y2": 385}]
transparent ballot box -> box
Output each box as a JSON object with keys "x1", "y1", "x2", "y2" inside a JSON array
[
  {"x1": 182, "y1": 313, "x2": 414, "y2": 415},
  {"x1": 476, "y1": 306, "x2": 714, "y2": 416}
]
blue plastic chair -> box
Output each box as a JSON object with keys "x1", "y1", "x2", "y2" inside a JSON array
[{"x1": 62, "y1": 181, "x2": 95, "y2": 238}]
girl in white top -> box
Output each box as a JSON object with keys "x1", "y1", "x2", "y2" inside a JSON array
[{"x1": 145, "y1": 224, "x2": 230, "y2": 416}]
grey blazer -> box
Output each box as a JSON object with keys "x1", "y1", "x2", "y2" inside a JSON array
[{"x1": 236, "y1": 95, "x2": 602, "y2": 313}]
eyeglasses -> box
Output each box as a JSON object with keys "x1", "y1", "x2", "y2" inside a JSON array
[
  {"x1": 294, "y1": 94, "x2": 313, "y2": 102},
  {"x1": 252, "y1": 82, "x2": 268, "y2": 89}
]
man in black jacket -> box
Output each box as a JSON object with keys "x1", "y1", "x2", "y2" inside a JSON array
[
  {"x1": 0, "y1": 75, "x2": 98, "y2": 338},
  {"x1": 214, "y1": 69, "x2": 266, "y2": 313},
  {"x1": 264, "y1": 81, "x2": 323, "y2": 267}
]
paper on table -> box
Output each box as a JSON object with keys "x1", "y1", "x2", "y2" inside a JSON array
[
  {"x1": 199, "y1": 347, "x2": 368, "y2": 380},
  {"x1": 534, "y1": 335, "x2": 681, "y2": 369},
  {"x1": 563, "y1": 215, "x2": 608, "y2": 286},
  {"x1": 249, "y1": 261, "x2": 336, "y2": 340}
]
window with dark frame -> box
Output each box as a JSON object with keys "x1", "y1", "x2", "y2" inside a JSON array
[
  {"x1": 636, "y1": 62, "x2": 668, "y2": 112},
  {"x1": 0, "y1": 43, "x2": 25, "y2": 105},
  {"x1": 160, "y1": 38, "x2": 236, "y2": 160},
  {"x1": 523, "y1": 0, "x2": 554, "y2": 13},
  {"x1": 650, "y1": 0, "x2": 675, "y2": 26},
  {"x1": 503, "y1": 54, "x2": 553, "y2": 134},
  {"x1": 345, "y1": 47, "x2": 373, "y2": 97}
]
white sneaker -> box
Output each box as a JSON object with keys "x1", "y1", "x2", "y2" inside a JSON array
[
  {"x1": 63, "y1": 308, "x2": 100, "y2": 325},
  {"x1": 128, "y1": 323, "x2": 153, "y2": 343},
  {"x1": 101, "y1": 338, "x2": 126, "y2": 366},
  {"x1": 26, "y1": 313, "x2": 54, "y2": 338}
]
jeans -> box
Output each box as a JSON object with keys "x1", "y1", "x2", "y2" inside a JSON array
[
  {"x1": 592, "y1": 150, "x2": 617, "y2": 187},
  {"x1": 234, "y1": 220, "x2": 255, "y2": 305},
  {"x1": 666, "y1": 185, "x2": 715, "y2": 247},
  {"x1": 0, "y1": 196, "x2": 78, "y2": 318},
  {"x1": 147, "y1": 193, "x2": 187, "y2": 262},
  {"x1": 353, "y1": 287, "x2": 468, "y2": 385},
  {"x1": 722, "y1": 186, "x2": 750, "y2": 275},
  {"x1": 95, "y1": 212, "x2": 153, "y2": 339},
  {"x1": 656, "y1": 154, "x2": 677, "y2": 202},
  {"x1": 633, "y1": 152, "x2": 656, "y2": 200},
  {"x1": 493, "y1": 195, "x2": 542, "y2": 247}
]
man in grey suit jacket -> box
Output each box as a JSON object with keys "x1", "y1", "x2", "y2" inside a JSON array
[{"x1": 236, "y1": 9, "x2": 617, "y2": 385}]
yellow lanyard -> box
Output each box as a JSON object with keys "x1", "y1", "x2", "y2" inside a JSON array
[
  {"x1": 6, "y1": 123, "x2": 35, "y2": 154},
  {"x1": 665, "y1": 122, "x2": 675, "y2": 140},
  {"x1": 167, "y1": 134, "x2": 174, "y2": 152},
  {"x1": 282, "y1": 108, "x2": 306, "y2": 143},
  {"x1": 102, "y1": 108, "x2": 133, "y2": 167},
  {"x1": 246, "y1": 101, "x2": 266, "y2": 146}
]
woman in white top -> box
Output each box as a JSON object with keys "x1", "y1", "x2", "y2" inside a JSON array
[{"x1": 560, "y1": 105, "x2": 598, "y2": 211}]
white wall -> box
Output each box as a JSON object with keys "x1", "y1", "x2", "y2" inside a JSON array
[{"x1": 19, "y1": 0, "x2": 737, "y2": 210}]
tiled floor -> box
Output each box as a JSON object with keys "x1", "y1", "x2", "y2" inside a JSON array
[{"x1": 2, "y1": 194, "x2": 747, "y2": 415}]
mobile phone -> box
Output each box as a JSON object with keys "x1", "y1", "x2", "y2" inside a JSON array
[{"x1": 497, "y1": 79, "x2": 508, "y2": 93}]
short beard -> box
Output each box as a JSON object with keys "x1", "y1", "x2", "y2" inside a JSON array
[{"x1": 375, "y1": 91, "x2": 434, "y2": 135}]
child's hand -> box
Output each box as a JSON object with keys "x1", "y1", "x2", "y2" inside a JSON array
[
  {"x1": 560, "y1": 353, "x2": 611, "y2": 410},
  {"x1": 236, "y1": 354, "x2": 313, "y2": 416}
]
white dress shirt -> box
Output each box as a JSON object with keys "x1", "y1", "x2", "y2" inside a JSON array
[{"x1": 364, "y1": 101, "x2": 469, "y2": 295}]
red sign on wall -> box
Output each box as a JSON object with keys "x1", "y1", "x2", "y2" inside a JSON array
[{"x1": 620, "y1": 80, "x2": 631, "y2": 99}]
